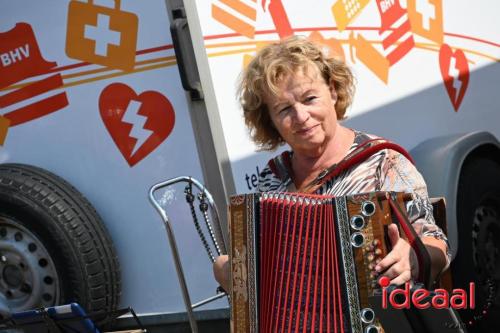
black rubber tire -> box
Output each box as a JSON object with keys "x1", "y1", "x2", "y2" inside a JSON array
[
  {"x1": 0, "y1": 163, "x2": 121, "y2": 315},
  {"x1": 452, "y1": 157, "x2": 500, "y2": 332}
]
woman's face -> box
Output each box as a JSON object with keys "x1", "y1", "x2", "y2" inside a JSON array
[{"x1": 265, "y1": 64, "x2": 338, "y2": 156}]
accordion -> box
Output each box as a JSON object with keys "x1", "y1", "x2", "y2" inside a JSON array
[{"x1": 229, "y1": 191, "x2": 430, "y2": 333}]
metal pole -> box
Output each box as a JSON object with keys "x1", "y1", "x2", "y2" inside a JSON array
[
  {"x1": 149, "y1": 176, "x2": 228, "y2": 332},
  {"x1": 149, "y1": 180, "x2": 199, "y2": 333}
]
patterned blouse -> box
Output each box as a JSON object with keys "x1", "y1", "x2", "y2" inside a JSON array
[{"x1": 257, "y1": 130, "x2": 451, "y2": 268}]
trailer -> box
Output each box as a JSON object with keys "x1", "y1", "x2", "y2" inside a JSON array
[{"x1": 0, "y1": 0, "x2": 499, "y2": 331}]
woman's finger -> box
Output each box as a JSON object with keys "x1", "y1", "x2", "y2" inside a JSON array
[
  {"x1": 388, "y1": 223, "x2": 400, "y2": 247},
  {"x1": 376, "y1": 247, "x2": 400, "y2": 272},
  {"x1": 390, "y1": 270, "x2": 412, "y2": 286}
]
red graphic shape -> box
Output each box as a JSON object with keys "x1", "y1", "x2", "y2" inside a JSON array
[
  {"x1": 376, "y1": 0, "x2": 415, "y2": 66},
  {"x1": 99, "y1": 83, "x2": 175, "y2": 166},
  {"x1": 439, "y1": 44, "x2": 469, "y2": 112},
  {"x1": 0, "y1": 22, "x2": 68, "y2": 145},
  {"x1": 3, "y1": 91, "x2": 68, "y2": 126},
  {"x1": 0, "y1": 23, "x2": 56, "y2": 89},
  {"x1": 262, "y1": 0, "x2": 293, "y2": 38}
]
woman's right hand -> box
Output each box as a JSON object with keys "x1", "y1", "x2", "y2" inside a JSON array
[{"x1": 213, "y1": 255, "x2": 230, "y2": 292}]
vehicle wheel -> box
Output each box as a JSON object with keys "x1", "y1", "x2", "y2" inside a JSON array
[
  {"x1": 452, "y1": 157, "x2": 500, "y2": 332},
  {"x1": 0, "y1": 163, "x2": 121, "y2": 317}
]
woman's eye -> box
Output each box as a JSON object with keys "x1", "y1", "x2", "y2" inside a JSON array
[
  {"x1": 305, "y1": 96, "x2": 317, "y2": 103},
  {"x1": 279, "y1": 106, "x2": 291, "y2": 114}
]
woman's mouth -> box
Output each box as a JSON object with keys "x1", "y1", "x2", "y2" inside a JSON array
[{"x1": 295, "y1": 124, "x2": 319, "y2": 135}]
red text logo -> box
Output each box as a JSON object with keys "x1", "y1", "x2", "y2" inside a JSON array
[{"x1": 379, "y1": 276, "x2": 475, "y2": 310}]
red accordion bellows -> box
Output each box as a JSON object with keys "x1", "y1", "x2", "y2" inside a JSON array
[
  {"x1": 259, "y1": 195, "x2": 343, "y2": 332},
  {"x1": 229, "y1": 192, "x2": 431, "y2": 333}
]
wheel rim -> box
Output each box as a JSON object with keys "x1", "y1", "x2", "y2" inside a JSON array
[
  {"x1": 472, "y1": 203, "x2": 500, "y2": 305},
  {"x1": 0, "y1": 216, "x2": 60, "y2": 312}
]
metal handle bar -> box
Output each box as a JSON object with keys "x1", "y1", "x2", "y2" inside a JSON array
[{"x1": 148, "y1": 176, "x2": 228, "y2": 333}]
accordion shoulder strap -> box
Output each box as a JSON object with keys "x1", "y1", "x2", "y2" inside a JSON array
[
  {"x1": 268, "y1": 151, "x2": 302, "y2": 192},
  {"x1": 387, "y1": 192, "x2": 432, "y2": 288},
  {"x1": 267, "y1": 150, "x2": 293, "y2": 187},
  {"x1": 266, "y1": 138, "x2": 413, "y2": 193},
  {"x1": 303, "y1": 138, "x2": 414, "y2": 193}
]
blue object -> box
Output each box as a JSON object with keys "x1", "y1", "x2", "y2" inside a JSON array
[{"x1": 12, "y1": 303, "x2": 100, "y2": 333}]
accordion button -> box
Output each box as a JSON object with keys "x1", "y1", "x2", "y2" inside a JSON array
[
  {"x1": 360, "y1": 308, "x2": 375, "y2": 324},
  {"x1": 350, "y1": 232, "x2": 365, "y2": 247},
  {"x1": 375, "y1": 248, "x2": 382, "y2": 256},
  {"x1": 365, "y1": 324, "x2": 380, "y2": 333},
  {"x1": 361, "y1": 201, "x2": 376, "y2": 216},
  {"x1": 367, "y1": 254, "x2": 375, "y2": 262},
  {"x1": 350, "y1": 215, "x2": 365, "y2": 230},
  {"x1": 372, "y1": 239, "x2": 380, "y2": 246}
]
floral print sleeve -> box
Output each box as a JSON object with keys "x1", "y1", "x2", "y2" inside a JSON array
[{"x1": 379, "y1": 149, "x2": 451, "y2": 269}]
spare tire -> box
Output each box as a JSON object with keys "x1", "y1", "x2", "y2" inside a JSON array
[
  {"x1": 452, "y1": 157, "x2": 500, "y2": 332},
  {"x1": 0, "y1": 163, "x2": 121, "y2": 316}
]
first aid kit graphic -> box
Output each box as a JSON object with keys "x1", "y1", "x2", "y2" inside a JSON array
[{"x1": 66, "y1": 0, "x2": 138, "y2": 71}]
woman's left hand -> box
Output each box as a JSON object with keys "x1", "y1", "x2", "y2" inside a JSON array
[{"x1": 375, "y1": 223, "x2": 418, "y2": 285}]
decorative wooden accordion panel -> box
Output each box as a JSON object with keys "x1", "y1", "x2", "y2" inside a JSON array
[{"x1": 229, "y1": 192, "x2": 410, "y2": 333}]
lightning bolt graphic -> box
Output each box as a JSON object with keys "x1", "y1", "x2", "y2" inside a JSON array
[
  {"x1": 122, "y1": 100, "x2": 153, "y2": 156},
  {"x1": 448, "y1": 56, "x2": 463, "y2": 103}
]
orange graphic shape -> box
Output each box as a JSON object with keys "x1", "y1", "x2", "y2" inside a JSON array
[
  {"x1": 331, "y1": 0, "x2": 370, "y2": 32},
  {"x1": 221, "y1": 0, "x2": 256, "y2": 20},
  {"x1": 99, "y1": 83, "x2": 175, "y2": 167},
  {"x1": 439, "y1": 44, "x2": 469, "y2": 112},
  {"x1": 212, "y1": 0, "x2": 257, "y2": 38},
  {"x1": 407, "y1": 0, "x2": 443, "y2": 45},
  {"x1": 0, "y1": 116, "x2": 10, "y2": 145},
  {"x1": 66, "y1": 0, "x2": 138, "y2": 71},
  {"x1": 349, "y1": 32, "x2": 389, "y2": 84},
  {"x1": 0, "y1": 23, "x2": 56, "y2": 89},
  {"x1": 309, "y1": 31, "x2": 345, "y2": 61},
  {"x1": 242, "y1": 42, "x2": 267, "y2": 67}
]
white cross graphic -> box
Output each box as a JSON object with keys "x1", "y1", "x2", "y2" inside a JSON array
[
  {"x1": 415, "y1": 0, "x2": 436, "y2": 31},
  {"x1": 84, "y1": 14, "x2": 121, "y2": 56}
]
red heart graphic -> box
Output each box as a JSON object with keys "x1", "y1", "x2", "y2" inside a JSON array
[
  {"x1": 439, "y1": 44, "x2": 469, "y2": 112},
  {"x1": 99, "y1": 83, "x2": 175, "y2": 166}
]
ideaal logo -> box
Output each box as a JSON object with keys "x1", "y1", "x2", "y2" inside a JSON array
[{"x1": 378, "y1": 276, "x2": 475, "y2": 310}]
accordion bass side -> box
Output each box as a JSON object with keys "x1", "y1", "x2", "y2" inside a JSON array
[{"x1": 229, "y1": 191, "x2": 428, "y2": 333}]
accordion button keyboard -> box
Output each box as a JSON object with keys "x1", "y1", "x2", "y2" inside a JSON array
[
  {"x1": 351, "y1": 232, "x2": 365, "y2": 247},
  {"x1": 360, "y1": 307, "x2": 375, "y2": 324},
  {"x1": 361, "y1": 200, "x2": 376, "y2": 216}
]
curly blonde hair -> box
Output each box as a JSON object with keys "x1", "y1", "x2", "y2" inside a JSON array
[{"x1": 238, "y1": 36, "x2": 355, "y2": 151}]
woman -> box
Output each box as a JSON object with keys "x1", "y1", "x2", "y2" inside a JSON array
[{"x1": 214, "y1": 36, "x2": 449, "y2": 293}]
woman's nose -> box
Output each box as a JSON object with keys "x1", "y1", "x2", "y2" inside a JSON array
[{"x1": 293, "y1": 104, "x2": 309, "y2": 123}]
